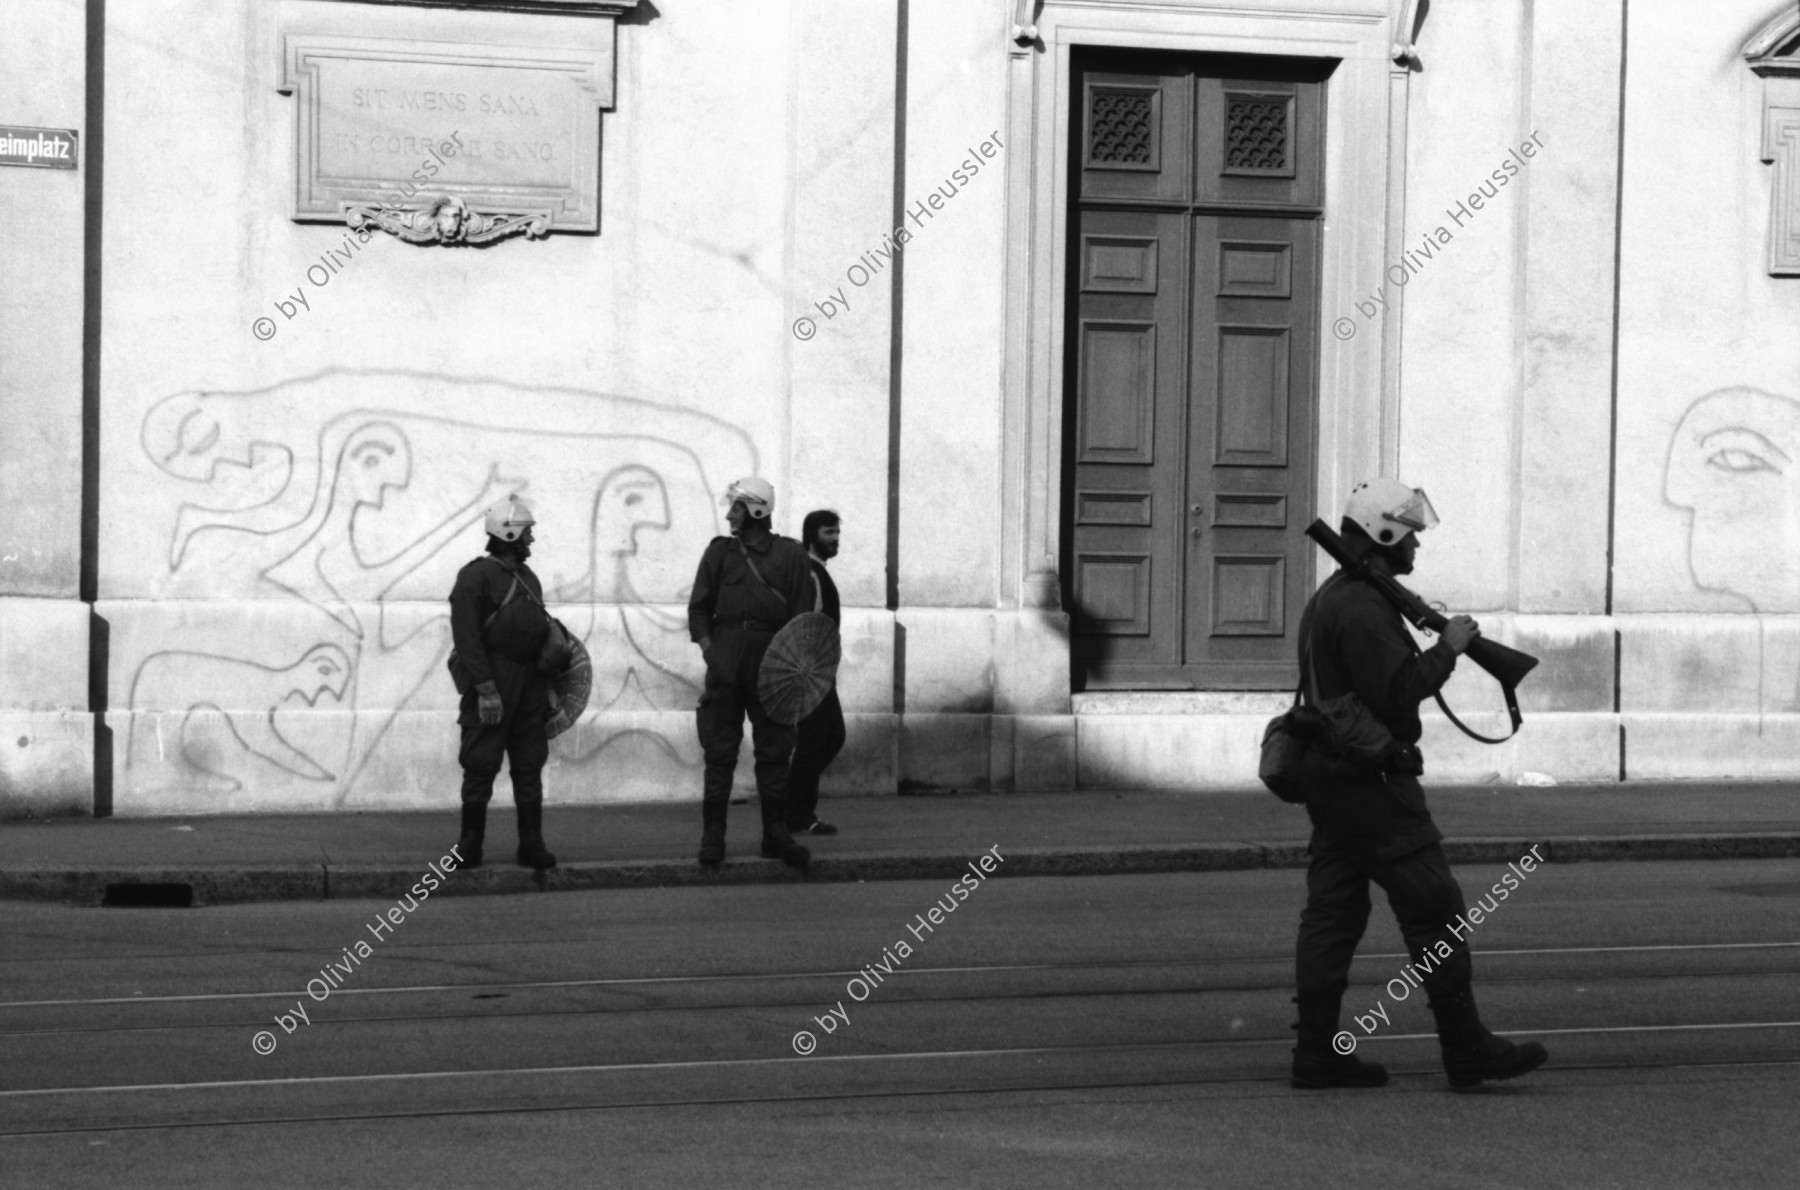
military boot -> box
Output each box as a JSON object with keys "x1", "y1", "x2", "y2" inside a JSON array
[
  {"x1": 760, "y1": 822, "x2": 810, "y2": 869},
  {"x1": 757, "y1": 785, "x2": 809, "y2": 868},
  {"x1": 514, "y1": 802, "x2": 557, "y2": 870},
  {"x1": 456, "y1": 801, "x2": 486, "y2": 869},
  {"x1": 698, "y1": 825, "x2": 726, "y2": 867},
  {"x1": 1429, "y1": 987, "x2": 1548, "y2": 1088},
  {"x1": 698, "y1": 797, "x2": 728, "y2": 867},
  {"x1": 1290, "y1": 990, "x2": 1388, "y2": 1090}
]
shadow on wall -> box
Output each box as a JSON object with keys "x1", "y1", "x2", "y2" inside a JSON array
[
  {"x1": 126, "y1": 369, "x2": 759, "y2": 806},
  {"x1": 1664, "y1": 385, "x2": 1800, "y2": 713}
]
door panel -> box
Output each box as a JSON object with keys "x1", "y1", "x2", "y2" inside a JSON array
[
  {"x1": 1080, "y1": 70, "x2": 1191, "y2": 204},
  {"x1": 1066, "y1": 50, "x2": 1328, "y2": 691},
  {"x1": 1076, "y1": 320, "x2": 1158, "y2": 465},
  {"x1": 1213, "y1": 324, "x2": 1290, "y2": 466},
  {"x1": 1184, "y1": 212, "x2": 1318, "y2": 684},
  {"x1": 1068, "y1": 208, "x2": 1188, "y2": 672}
]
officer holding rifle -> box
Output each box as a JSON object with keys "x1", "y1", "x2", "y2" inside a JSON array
[{"x1": 1289, "y1": 478, "x2": 1548, "y2": 1091}]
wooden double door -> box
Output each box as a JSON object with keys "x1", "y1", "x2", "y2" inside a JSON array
[{"x1": 1064, "y1": 50, "x2": 1331, "y2": 690}]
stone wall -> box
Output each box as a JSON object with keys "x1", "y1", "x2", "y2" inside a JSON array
[{"x1": 5, "y1": 0, "x2": 1799, "y2": 816}]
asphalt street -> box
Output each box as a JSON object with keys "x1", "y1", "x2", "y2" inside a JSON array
[{"x1": 1, "y1": 856, "x2": 1797, "y2": 1187}]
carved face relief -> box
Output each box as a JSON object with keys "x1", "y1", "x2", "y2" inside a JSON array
[{"x1": 431, "y1": 197, "x2": 467, "y2": 241}]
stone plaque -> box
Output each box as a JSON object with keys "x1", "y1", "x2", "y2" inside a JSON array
[{"x1": 279, "y1": 33, "x2": 617, "y2": 238}]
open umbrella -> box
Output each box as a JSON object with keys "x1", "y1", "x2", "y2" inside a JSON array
[
  {"x1": 545, "y1": 632, "x2": 592, "y2": 741},
  {"x1": 758, "y1": 612, "x2": 841, "y2": 725}
]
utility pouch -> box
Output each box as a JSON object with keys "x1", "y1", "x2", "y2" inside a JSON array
[
  {"x1": 537, "y1": 614, "x2": 574, "y2": 677},
  {"x1": 1259, "y1": 576, "x2": 1400, "y2": 802},
  {"x1": 1310, "y1": 691, "x2": 1399, "y2": 773},
  {"x1": 1258, "y1": 693, "x2": 1313, "y2": 804}
]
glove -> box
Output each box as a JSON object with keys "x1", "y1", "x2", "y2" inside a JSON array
[{"x1": 476, "y1": 681, "x2": 503, "y2": 726}]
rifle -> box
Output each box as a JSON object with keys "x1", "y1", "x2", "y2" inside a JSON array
[{"x1": 1304, "y1": 518, "x2": 1539, "y2": 742}]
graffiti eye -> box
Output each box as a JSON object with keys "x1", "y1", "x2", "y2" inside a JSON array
[
  {"x1": 626, "y1": 494, "x2": 642, "y2": 506},
  {"x1": 1707, "y1": 449, "x2": 1779, "y2": 474}
]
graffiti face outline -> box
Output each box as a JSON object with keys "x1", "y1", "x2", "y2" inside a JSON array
[
  {"x1": 296, "y1": 644, "x2": 354, "y2": 707},
  {"x1": 343, "y1": 422, "x2": 411, "y2": 510},
  {"x1": 1666, "y1": 387, "x2": 1800, "y2": 611}
]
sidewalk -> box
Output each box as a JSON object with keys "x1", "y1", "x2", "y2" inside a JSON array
[{"x1": 1, "y1": 783, "x2": 1797, "y2": 905}]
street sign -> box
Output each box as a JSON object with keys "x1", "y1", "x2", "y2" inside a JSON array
[{"x1": 0, "y1": 126, "x2": 79, "y2": 170}]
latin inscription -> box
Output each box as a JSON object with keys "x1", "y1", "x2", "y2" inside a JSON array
[
  {"x1": 332, "y1": 132, "x2": 557, "y2": 164},
  {"x1": 350, "y1": 89, "x2": 544, "y2": 117}
]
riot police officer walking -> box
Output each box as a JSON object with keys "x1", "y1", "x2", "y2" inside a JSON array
[{"x1": 1290, "y1": 479, "x2": 1548, "y2": 1090}]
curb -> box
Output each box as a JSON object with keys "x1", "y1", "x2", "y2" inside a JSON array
[{"x1": 4, "y1": 833, "x2": 1797, "y2": 907}]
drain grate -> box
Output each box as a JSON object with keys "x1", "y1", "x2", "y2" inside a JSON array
[{"x1": 103, "y1": 882, "x2": 194, "y2": 908}]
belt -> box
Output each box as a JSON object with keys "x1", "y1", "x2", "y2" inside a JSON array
[{"x1": 713, "y1": 619, "x2": 782, "y2": 634}]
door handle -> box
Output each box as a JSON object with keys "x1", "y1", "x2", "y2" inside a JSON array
[{"x1": 1190, "y1": 503, "x2": 1204, "y2": 516}]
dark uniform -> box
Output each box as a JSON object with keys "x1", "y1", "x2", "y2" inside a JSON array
[
  {"x1": 787, "y1": 556, "x2": 845, "y2": 831},
  {"x1": 1293, "y1": 551, "x2": 1545, "y2": 1086},
  {"x1": 687, "y1": 530, "x2": 814, "y2": 846},
  {"x1": 1295, "y1": 563, "x2": 1467, "y2": 1005},
  {"x1": 449, "y1": 555, "x2": 551, "y2": 814}
]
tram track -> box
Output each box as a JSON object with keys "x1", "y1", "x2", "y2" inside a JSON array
[
  {"x1": 3, "y1": 1043, "x2": 1797, "y2": 1139},
  {"x1": 3, "y1": 863, "x2": 1795, "y2": 1170}
]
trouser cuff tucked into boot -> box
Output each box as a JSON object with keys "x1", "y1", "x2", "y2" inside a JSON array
[
  {"x1": 698, "y1": 798, "x2": 728, "y2": 866},
  {"x1": 515, "y1": 802, "x2": 557, "y2": 870},
  {"x1": 760, "y1": 821, "x2": 809, "y2": 869},
  {"x1": 1428, "y1": 987, "x2": 1548, "y2": 1088},
  {"x1": 456, "y1": 801, "x2": 486, "y2": 869},
  {"x1": 1290, "y1": 990, "x2": 1388, "y2": 1090}
]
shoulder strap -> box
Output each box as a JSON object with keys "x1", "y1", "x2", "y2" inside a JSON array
[
  {"x1": 1432, "y1": 688, "x2": 1517, "y2": 745},
  {"x1": 483, "y1": 562, "x2": 521, "y2": 629},
  {"x1": 734, "y1": 537, "x2": 773, "y2": 592},
  {"x1": 485, "y1": 554, "x2": 546, "y2": 610},
  {"x1": 1296, "y1": 573, "x2": 1345, "y2": 708}
]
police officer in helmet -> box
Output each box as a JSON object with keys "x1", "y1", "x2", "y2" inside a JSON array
[
  {"x1": 1290, "y1": 478, "x2": 1548, "y2": 1090},
  {"x1": 447, "y1": 496, "x2": 558, "y2": 870},
  {"x1": 687, "y1": 478, "x2": 815, "y2": 868}
]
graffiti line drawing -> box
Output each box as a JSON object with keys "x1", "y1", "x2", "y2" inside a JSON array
[
  {"x1": 552, "y1": 464, "x2": 705, "y2": 770},
  {"x1": 263, "y1": 421, "x2": 521, "y2": 639},
  {"x1": 1666, "y1": 386, "x2": 1800, "y2": 614},
  {"x1": 126, "y1": 369, "x2": 759, "y2": 806},
  {"x1": 1664, "y1": 385, "x2": 1800, "y2": 722},
  {"x1": 126, "y1": 645, "x2": 352, "y2": 794}
]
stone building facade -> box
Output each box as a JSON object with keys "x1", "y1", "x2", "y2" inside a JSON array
[{"x1": 2, "y1": 0, "x2": 1797, "y2": 816}]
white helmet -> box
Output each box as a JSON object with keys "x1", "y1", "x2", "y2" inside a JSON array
[
  {"x1": 1343, "y1": 478, "x2": 1438, "y2": 546},
  {"x1": 723, "y1": 477, "x2": 775, "y2": 520},
  {"x1": 484, "y1": 495, "x2": 535, "y2": 542}
]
